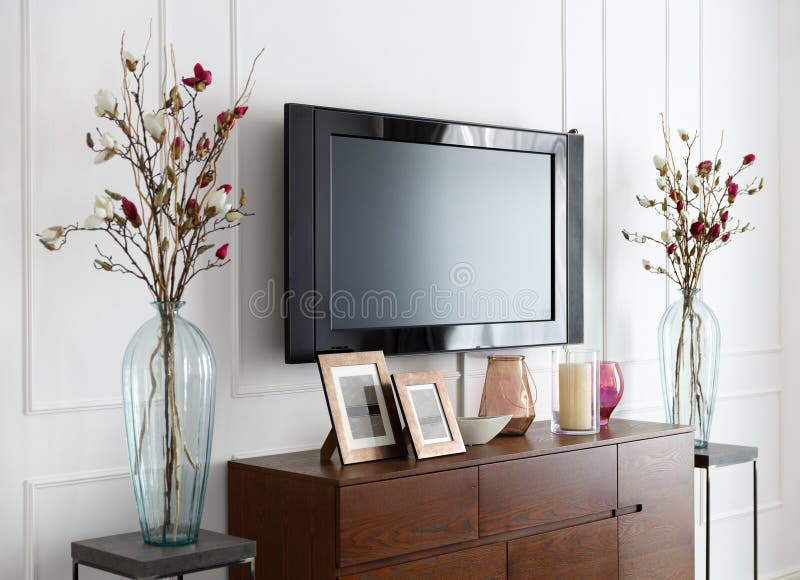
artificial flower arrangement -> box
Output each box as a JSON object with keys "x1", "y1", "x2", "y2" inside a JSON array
[
  {"x1": 36, "y1": 37, "x2": 262, "y2": 545},
  {"x1": 622, "y1": 115, "x2": 763, "y2": 444},
  {"x1": 38, "y1": 44, "x2": 260, "y2": 300}
]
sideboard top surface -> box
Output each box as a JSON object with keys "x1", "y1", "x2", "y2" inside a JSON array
[{"x1": 229, "y1": 419, "x2": 693, "y2": 487}]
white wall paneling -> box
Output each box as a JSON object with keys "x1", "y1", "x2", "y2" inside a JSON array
[{"x1": 1, "y1": 1, "x2": 795, "y2": 579}]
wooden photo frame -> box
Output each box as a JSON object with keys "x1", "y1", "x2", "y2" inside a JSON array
[
  {"x1": 317, "y1": 351, "x2": 406, "y2": 465},
  {"x1": 391, "y1": 371, "x2": 465, "y2": 459}
]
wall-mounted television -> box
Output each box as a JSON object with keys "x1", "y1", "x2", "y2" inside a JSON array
[{"x1": 284, "y1": 104, "x2": 583, "y2": 364}]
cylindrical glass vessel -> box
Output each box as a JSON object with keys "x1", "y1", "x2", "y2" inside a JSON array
[
  {"x1": 479, "y1": 355, "x2": 536, "y2": 435},
  {"x1": 122, "y1": 302, "x2": 216, "y2": 545},
  {"x1": 658, "y1": 288, "x2": 720, "y2": 448},
  {"x1": 551, "y1": 349, "x2": 599, "y2": 435}
]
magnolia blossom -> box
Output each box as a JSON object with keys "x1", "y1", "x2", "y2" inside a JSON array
[
  {"x1": 743, "y1": 153, "x2": 756, "y2": 165},
  {"x1": 39, "y1": 226, "x2": 63, "y2": 246},
  {"x1": 677, "y1": 128, "x2": 690, "y2": 141},
  {"x1": 660, "y1": 229, "x2": 674, "y2": 244},
  {"x1": 170, "y1": 136, "x2": 185, "y2": 161},
  {"x1": 721, "y1": 210, "x2": 729, "y2": 223},
  {"x1": 709, "y1": 223, "x2": 721, "y2": 240},
  {"x1": 637, "y1": 195, "x2": 654, "y2": 208},
  {"x1": 216, "y1": 110, "x2": 235, "y2": 133},
  {"x1": 84, "y1": 194, "x2": 114, "y2": 228},
  {"x1": 689, "y1": 221, "x2": 705, "y2": 238},
  {"x1": 121, "y1": 197, "x2": 142, "y2": 228},
  {"x1": 215, "y1": 243, "x2": 229, "y2": 260},
  {"x1": 94, "y1": 89, "x2": 117, "y2": 118},
  {"x1": 687, "y1": 173, "x2": 699, "y2": 192},
  {"x1": 206, "y1": 187, "x2": 231, "y2": 216},
  {"x1": 727, "y1": 182, "x2": 739, "y2": 203},
  {"x1": 233, "y1": 106, "x2": 248, "y2": 118},
  {"x1": 143, "y1": 112, "x2": 166, "y2": 142},
  {"x1": 94, "y1": 132, "x2": 118, "y2": 164},
  {"x1": 667, "y1": 243, "x2": 677, "y2": 255},
  {"x1": 225, "y1": 210, "x2": 244, "y2": 223},
  {"x1": 697, "y1": 160, "x2": 713, "y2": 176},
  {"x1": 721, "y1": 232, "x2": 731, "y2": 243},
  {"x1": 656, "y1": 177, "x2": 667, "y2": 190},
  {"x1": 122, "y1": 50, "x2": 138, "y2": 72},
  {"x1": 642, "y1": 259, "x2": 653, "y2": 271},
  {"x1": 183, "y1": 63, "x2": 212, "y2": 91},
  {"x1": 653, "y1": 154, "x2": 667, "y2": 172}
]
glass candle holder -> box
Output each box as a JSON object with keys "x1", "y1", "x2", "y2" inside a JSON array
[{"x1": 551, "y1": 349, "x2": 600, "y2": 435}]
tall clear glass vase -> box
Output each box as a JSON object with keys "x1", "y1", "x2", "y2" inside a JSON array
[
  {"x1": 658, "y1": 288, "x2": 720, "y2": 448},
  {"x1": 122, "y1": 302, "x2": 216, "y2": 545}
]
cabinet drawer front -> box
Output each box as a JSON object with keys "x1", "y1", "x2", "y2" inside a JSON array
[
  {"x1": 339, "y1": 468, "x2": 479, "y2": 567},
  {"x1": 508, "y1": 518, "x2": 618, "y2": 579},
  {"x1": 479, "y1": 446, "x2": 617, "y2": 536},
  {"x1": 340, "y1": 543, "x2": 506, "y2": 579}
]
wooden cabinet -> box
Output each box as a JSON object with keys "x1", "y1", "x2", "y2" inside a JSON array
[{"x1": 228, "y1": 419, "x2": 694, "y2": 579}]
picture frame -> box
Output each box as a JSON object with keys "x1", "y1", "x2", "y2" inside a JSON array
[
  {"x1": 317, "y1": 351, "x2": 406, "y2": 465},
  {"x1": 391, "y1": 371, "x2": 465, "y2": 459}
]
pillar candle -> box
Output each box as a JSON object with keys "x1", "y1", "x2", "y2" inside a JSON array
[{"x1": 558, "y1": 362, "x2": 593, "y2": 430}]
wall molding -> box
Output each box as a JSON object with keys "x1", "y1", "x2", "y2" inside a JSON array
[
  {"x1": 615, "y1": 384, "x2": 782, "y2": 414},
  {"x1": 231, "y1": 442, "x2": 320, "y2": 460},
  {"x1": 21, "y1": 0, "x2": 167, "y2": 416},
  {"x1": 24, "y1": 468, "x2": 129, "y2": 580}
]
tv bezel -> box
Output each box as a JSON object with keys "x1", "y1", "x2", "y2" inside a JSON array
[{"x1": 285, "y1": 103, "x2": 583, "y2": 364}]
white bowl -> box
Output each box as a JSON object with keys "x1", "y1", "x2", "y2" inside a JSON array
[{"x1": 456, "y1": 415, "x2": 513, "y2": 445}]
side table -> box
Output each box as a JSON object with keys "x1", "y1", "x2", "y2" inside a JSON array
[
  {"x1": 71, "y1": 529, "x2": 256, "y2": 579},
  {"x1": 695, "y1": 442, "x2": 758, "y2": 580}
]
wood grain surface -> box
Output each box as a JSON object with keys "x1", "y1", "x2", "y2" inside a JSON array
[
  {"x1": 618, "y1": 433, "x2": 694, "y2": 579},
  {"x1": 338, "y1": 467, "x2": 479, "y2": 567},
  {"x1": 479, "y1": 445, "x2": 617, "y2": 536},
  {"x1": 507, "y1": 518, "x2": 618, "y2": 579}
]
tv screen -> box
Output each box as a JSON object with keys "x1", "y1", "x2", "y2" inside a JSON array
[
  {"x1": 284, "y1": 104, "x2": 583, "y2": 363},
  {"x1": 330, "y1": 136, "x2": 554, "y2": 329}
]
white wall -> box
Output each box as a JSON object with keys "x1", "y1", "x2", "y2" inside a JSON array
[{"x1": 0, "y1": 1, "x2": 793, "y2": 578}]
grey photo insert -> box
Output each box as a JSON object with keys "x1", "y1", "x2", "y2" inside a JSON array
[
  {"x1": 339, "y1": 374, "x2": 387, "y2": 439},
  {"x1": 410, "y1": 386, "x2": 451, "y2": 442}
]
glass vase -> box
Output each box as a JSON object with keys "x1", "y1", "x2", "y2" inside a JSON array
[
  {"x1": 479, "y1": 355, "x2": 536, "y2": 435},
  {"x1": 598, "y1": 361, "x2": 624, "y2": 426},
  {"x1": 658, "y1": 288, "x2": 720, "y2": 448},
  {"x1": 122, "y1": 302, "x2": 216, "y2": 545}
]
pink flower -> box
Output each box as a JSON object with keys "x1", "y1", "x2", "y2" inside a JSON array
[
  {"x1": 170, "y1": 136, "x2": 185, "y2": 160},
  {"x1": 697, "y1": 160, "x2": 713, "y2": 176},
  {"x1": 721, "y1": 232, "x2": 731, "y2": 243},
  {"x1": 690, "y1": 221, "x2": 705, "y2": 238},
  {"x1": 216, "y1": 110, "x2": 235, "y2": 132},
  {"x1": 215, "y1": 243, "x2": 229, "y2": 260},
  {"x1": 721, "y1": 210, "x2": 729, "y2": 223},
  {"x1": 727, "y1": 182, "x2": 739, "y2": 203},
  {"x1": 233, "y1": 106, "x2": 248, "y2": 118},
  {"x1": 667, "y1": 243, "x2": 676, "y2": 255},
  {"x1": 186, "y1": 198, "x2": 199, "y2": 217},
  {"x1": 709, "y1": 222, "x2": 721, "y2": 240},
  {"x1": 121, "y1": 197, "x2": 141, "y2": 227},
  {"x1": 743, "y1": 153, "x2": 756, "y2": 165},
  {"x1": 217, "y1": 183, "x2": 232, "y2": 194},
  {"x1": 676, "y1": 200, "x2": 685, "y2": 212},
  {"x1": 196, "y1": 136, "x2": 210, "y2": 157},
  {"x1": 182, "y1": 63, "x2": 212, "y2": 91},
  {"x1": 197, "y1": 171, "x2": 214, "y2": 188}
]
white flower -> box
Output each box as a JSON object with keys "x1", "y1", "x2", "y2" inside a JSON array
[
  {"x1": 656, "y1": 177, "x2": 667, "y2": 190},
  {"x1": 653, "y1": 154, "x2": 667, "y2": 171},
  {"x1": 94, "y1": 89, "x2": 117, "y2": 117},
  {"x1": 84, "y1": 215, "x2": 105, "y2": 229},
  {"x1": 206, "y1": 189, "x2": 231, "y2": 216},
  {"x1": 122, "y1": 50, "x2": 138, "y2": 72},
  {"x1": 93, "y1": 194, "x2": 114, "y2": 219},
  {"x1": 687, "y1": 172, "x2": 699, "y2": 192},
  {"x1": 93, "y1": 132, "x2": 118, "y2": 164},
  {"x1": 677, "y1": 127, "x2": 690, "y2": 141},
  {"x1": 637, "y1": 195, "x2": 653, "y2": 208},
  {"x1": 40, "y1": 226, "x2": 61, "y2": 242},
  {"x1": 225, "y1": 210, "x2": 244, "y2": 223},
  {"x1": 660, "y1": 229, "x2": 674, "y2": 244},
  {"x1": 642, "y1": 259, "x2": 653, "y2": 271},
  {"x1": 143, "y1": 112, "x2": 166, "y2": 142}
]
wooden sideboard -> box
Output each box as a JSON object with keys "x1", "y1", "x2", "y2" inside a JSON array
[{"x1": 228, "y1": 419, "x2": 694, "y2": 579}]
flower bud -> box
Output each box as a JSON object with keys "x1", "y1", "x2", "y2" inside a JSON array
[
  {"x1": 677, "y1": 200, "x2": 685, "y2": 212},
  {"x1": 678, "y1": 128, "x2": 690, "y2": 141},
  {"x1": 170, "y1": 136, "x2": 185, "y2": 161},
  {"x1": 121, "y1": 197, "x2": 142, "y2": 228},
  {"x1": 94, "y1": 89, "x2": 117, "y2": 118},
  {"x1": 697, "y1": 160, "x2": 713, "y2": 176},
  {"x1": 667, "y1": 243, "x2": 677, "y2": 255},
  {"x1": 708, "y1": 222, "x2": 721, "y2": 240},
  {"x1": 722, "y1": 232, "x2": 731, "y2": 243},
  {"x1": 122, "y1": 50, "x2": 139, "y2": 72},
  {"x1": 215, "y1": 243, "x2": 229, "y2": 260},
  {"x1": 721, "y1": 210, "x2": 729, "y2": 223},
  {"x1": 233, "y1": 106, "x2": 249, "y2": 118},
  {"x1": 743, "y1": 153, "x2": 756, "y2": 165},
  {"x1": 653, "y1": 154, "x2": 667, "y2": 173},
  {"x1": 727, "y1": 182, "x2": 739, "y2": 203},
  {"x1": 690, "y1": 221, "x2": 705, "y2": 238}
]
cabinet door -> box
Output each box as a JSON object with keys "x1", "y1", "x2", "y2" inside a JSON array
[
  {"x1": 507, "y1": 518, "x2": 618, "y2": 579},
  {"x1": 340, "y1": 543, "x2": 506, "y2": 579},
  {"x1": 618, "y1": 433, "x2": 694, "y2": 579}
]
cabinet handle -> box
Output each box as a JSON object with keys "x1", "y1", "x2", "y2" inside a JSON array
[{"x1": 614, "y1": 504, "x2": 643, "y2": 517}]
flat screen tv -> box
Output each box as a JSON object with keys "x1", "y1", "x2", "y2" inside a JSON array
[{"x1": 284, "y1": 104, "x2": 583, "y2": 364}]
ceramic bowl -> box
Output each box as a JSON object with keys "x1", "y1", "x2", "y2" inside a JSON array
[{"x1": 456, "y1": 415, "x2": 513, "y2": 445}]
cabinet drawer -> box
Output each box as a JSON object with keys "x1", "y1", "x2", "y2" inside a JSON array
[
  {"x1": 508, "y1": 518, "x2": 618, "y2": 579},
  {"x1": 339, "y1": 468, "x2": 479, "y2": 567},
  {"x1": 479, "y1": 446, "x2": 617, "y2": 536},
  {"x1": 340, "y1": 543, "x2": 506, "y2": 579}
]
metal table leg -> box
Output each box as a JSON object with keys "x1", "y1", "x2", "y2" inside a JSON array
[
  {"x1": 754, "y1": 459, "x2": 758, "y2": 579},
  {"x1": 706, "y1": 467, "x2": 711, "y2": 580},
  {"x1": 250, "y1": 558, "x2": 256, "y2": 580},
  {"x1": 73, "y1": 560, "x2": 79, "y2": 580}
]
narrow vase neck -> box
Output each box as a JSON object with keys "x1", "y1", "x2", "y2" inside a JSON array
[
  {"x1": 679, "y1": 288, "x2": 700, "y2": 299},
  {"x1": 150, "y1": 301, "x2": 185, "y2": 316}
]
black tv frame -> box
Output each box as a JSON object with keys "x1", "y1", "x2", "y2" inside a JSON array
[{"x1": 285, "y1": 103, "x2": 583, "y2": 364}]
